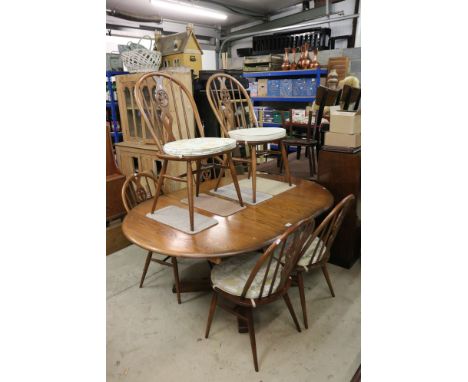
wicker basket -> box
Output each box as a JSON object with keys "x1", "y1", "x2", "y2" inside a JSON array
[{"x1": 121, "y1": 49, "x2": 162, "y2": 73}]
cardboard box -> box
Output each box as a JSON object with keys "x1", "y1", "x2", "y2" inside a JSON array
[
  {"x1": 258, "y1": 79, "x2": 268, "y2": 96},
  {"x1": 330, "y1": 109, "x2": 361, "y2": 134},
  {"x1": 324, "y1": 131, "x2": 361, "y2": 148}
]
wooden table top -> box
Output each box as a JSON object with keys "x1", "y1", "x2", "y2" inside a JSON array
[{"x1": 122, "y1": 174, "x2": 333, "y2": 259}]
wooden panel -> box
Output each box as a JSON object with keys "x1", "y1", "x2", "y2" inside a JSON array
[
  {"x1": 318, "y1": 149, "x2": 360, "y2": 268},
  {"x1": 106, "y1": 221, "x2": 131, "y2": 255},
  {"x1": 327, "y1": 56, "x2": 350, "y2": 81},
  {"x1": 115, "y1": 142, "x2": 187, "y2": 193}
]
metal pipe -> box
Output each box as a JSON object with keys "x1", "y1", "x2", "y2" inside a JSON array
[{"x1": 218, "y1": 13, "x2": 360, "y2": 63}]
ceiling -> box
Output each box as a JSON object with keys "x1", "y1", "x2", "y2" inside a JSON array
[{"x1": 106, "y1": 0, "x2": 304, "y2": 28}]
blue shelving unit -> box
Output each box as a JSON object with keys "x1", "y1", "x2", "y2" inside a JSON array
[
  {"x1": 244, "y1": 69, "x2": 328, "y2": 153},
  {"x1": 243, "y1": 69, "x2": 327, "y2": 79},
  {"x1": 106, "y1": 70, "x2": 128, "y2": 144}
]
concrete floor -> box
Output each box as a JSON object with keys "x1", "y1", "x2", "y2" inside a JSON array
[{"x1": 107, "y1": 245, "x2": 360, "y2": 381}]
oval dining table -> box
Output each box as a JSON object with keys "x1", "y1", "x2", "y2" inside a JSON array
[
  {"x1": 123, "y1": 173, "x2": 333, "y2": 258},
  {"x1": 122, "y1": 173, "x2": 333, "y2": 332}
]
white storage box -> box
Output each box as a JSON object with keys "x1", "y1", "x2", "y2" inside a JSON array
[
  {"x1": 330, "y1": 109, "x2": 361, "y2": 134},
  {"x1": 324, "y1": 132, "x2": 361, "y2": 148}
]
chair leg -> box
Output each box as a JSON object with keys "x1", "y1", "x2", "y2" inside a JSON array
[
  {"x1": 214, "y1": 154, "x2": 227, "y2": 191},
  {"x1": 246, "y1": 308, "x2": 259, "y2": 372},
  {"x1": 139, "y1": 251, "x2": 153, "y2": 288},
  {"x1": 306, "y1": 146, "x2": 314, "y2": 178},
  {"x1": 151, "y1": 159, "x2": 168, "y2": 213},
  {"x1": 227, "y1": 153, "x2": 244, "y2": 207},
  {"x1": 280, "y1": 140, "x2": 292, "y2": 186},
  {"x1": 313, "y1": 146, "x2": 318, "y2": 177},
  {"x1": 205, "y1": 292, "x2": 218, "y2": 338},
  {"x1": 296, "y1": 146, "x2": 301, "y2": 160},
  {"x1": 250, "y1": 145, "x2": 257, "y2": 204},
  {"x1": 296, "y1": 272, "x2": 308, "y2": 329},
  {"x1": 321, "y1": 264, "x2": 335, "y2": 297},
  {"x1": 283, "y1": 292, "x2": 302, "y2": 332},
  {"x1": 186, "y1": 161, "x2": 195, "y2": 232},
  {"x1": 172, "y1": 257, "x2": 182, "y2": 304},
  {"x1": 195, "y1": 160, "x2": 201, "y2": 197}
]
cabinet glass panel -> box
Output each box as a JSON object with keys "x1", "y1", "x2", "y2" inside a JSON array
[{"x1": 124, "y1": 88, "x2": 135, "y2": 137}]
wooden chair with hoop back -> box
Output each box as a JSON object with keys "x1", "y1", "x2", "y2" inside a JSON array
[
  {"x1": 206, "y1": 73, "x2": 292, "y2": 203},
  {"x1": 134, "y1": 72, "x2": 244, "y2": 232},
  {"x1": 293, "y1": 194, "x2": 355, "y2": 329},
  {"x1": 204, "y1": 216, "x2": 315, "y2": 372},
  {"x1": 280, "y1": 86, "x2": 341, "y2": 178},
  {"x1": 340, "y1": 84, "x2": 361, "y2": 111},
  {"x1": 121, "y1": 171, "x2": 184, "y2": 304}
]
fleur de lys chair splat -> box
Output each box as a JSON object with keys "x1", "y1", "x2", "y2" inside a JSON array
[
  {"x1": 206, "y1": 73, "x2": 292, "y2": 203},
  {"x1": 134, "y1": 72, "x2": 244, "y2": 231},
  {"x1": 204, "y1": 217, "x2": 315, "y2": 372}
]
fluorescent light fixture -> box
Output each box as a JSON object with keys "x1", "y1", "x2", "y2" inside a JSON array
[{"x1": 150, "y1": 0, "x2": 228, "y2": 20}]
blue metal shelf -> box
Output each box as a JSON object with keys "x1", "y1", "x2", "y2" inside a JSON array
[
  {"x1": 106, "y1": 71, "x2": 128, "y2": 143},
  {"x1": 252, "y1": 96, "x2": 315, "y2": 102},
  {"x1": 261, "y1": 122, "x2": 282, "y2": 127},
  {"x1": 243, "y1": 69, "x2": 327, "y2": 78}
]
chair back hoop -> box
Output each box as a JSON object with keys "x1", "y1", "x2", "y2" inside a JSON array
[
  {"x1": 121, "y1": 171, "x2": 159, "y2": 212},
  {"x1": 315, "y1": 86, "x2": 341, "y2": 127},
  {"x1": 134, "y1": 71, "x2": 205, "y2": 152},
  {"x1": 301, "y1": 194, "x2": 356, "y2": 268},
  {"x1": 341, "y1": 84, "x2": 361, "y2": 111},
  {"x1": 206, "y1": 73, "x2": 259, "y2": 137},
  {"x1": 241, "y1": 217, "x2": 315, "y2": 300}
]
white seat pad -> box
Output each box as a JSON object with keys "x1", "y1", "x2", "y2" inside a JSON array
[
  {"x1": 211, "y1": 252, "x2": 281, "y2": 299},
  {"x1": 228, "y1": 127, "x2": 286, "y2": 142},
  {"x1": 297, "y1": 237, "x2": 327, "y2": 268},
  {"x1": 163, "y1": 137, "x2": 237, "y2": 157}
]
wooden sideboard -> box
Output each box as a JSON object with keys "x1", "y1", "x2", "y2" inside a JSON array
[{"x1": 318, "y1": 149, "x2": 361, "y2": 269}]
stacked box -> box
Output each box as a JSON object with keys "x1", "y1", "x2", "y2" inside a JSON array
[
  {"x1": 304, "y1": 78, "x2": 317, "y2": 97},
  {"x1": 324, "y1": 109, "x2": 361, "y2": 148},
  {"x1": 267, "y1": 80, "x2": 281, "y2": 96},
  {"x1": 258, "y1": 79, "x2": 268, "y2": 96},
  {"x1": 292, "y1": 78, "x2": 307, "y2": 96},
  {"x1": 280, "y1": 79, "x2": 293, "y2": 97},
  {"x1": 249, "y1": 81, "x2": 258, "y2": 97}
]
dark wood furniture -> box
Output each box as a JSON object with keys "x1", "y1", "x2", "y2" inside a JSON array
[
  {"x1": 121, "y1": 172, "x2": 183, "y2": 304},
  {"x1": 280, "y1": 86, "x2": 341, "y2": 178},
  {"x1": 134, "y1": 71, "x2": 244, "y2": 232},
  {"x1": 205, "y1": 217, "x2": 315, "y2": 372},
  {"x1": 206, "y1": 73, "x2": 291, "y2": 203},
  {"x1": 318, "y1": 149, "x2": 361, "y2": 268},
  {"x1": 293, "y1": 194, "x2": 355, "y2": 329},
  {"x1": 106, "y1": 126, "x2": 126, "y2": 222},
  {"x1": 340, "y1": 84, "x2": 361, "y2": 111}
]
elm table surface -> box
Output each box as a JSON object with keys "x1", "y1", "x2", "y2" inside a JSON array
[{"x1": 122, "y1": 174, "x2": 334, "y2": 259}]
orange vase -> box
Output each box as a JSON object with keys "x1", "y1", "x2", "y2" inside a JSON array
[
  {"x1": 281, "y1": 47, "x2": 290, "y2": 71},
  {"x1": 290, "y1": 47, "x2": 297, "y2": 70}
]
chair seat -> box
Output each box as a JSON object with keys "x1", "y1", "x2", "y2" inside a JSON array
[
  {"x1": 228, "y1": 127, "x2": 286, "y2": 143},
  {"x1": 163, "y1": 137, "x2": 237, "y2": 157},
  {"x1": 211, "y1": 252, "x2": 281, "y2": 299},
  {"x1": 297, "y1": 237, "x2": 327, "y2": 269},
  {"x1": 283, "y1": 137, "x2": 318, "y2": 146}
]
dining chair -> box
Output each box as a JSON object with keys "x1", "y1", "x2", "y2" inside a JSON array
[
  {"x1": 206, "y1": 73, "x2": 291, "y2": 203},
  {"x1": 280, "y1": 86, "x2": 341, "y2": 178},
  {"x1": 134, "y1": 72, "x2": 244, "y2": 232},
  {"x1": 340, "y1": 84, "x2": 361, "y2": 111},
  {"x1": 121, "y1": 171, "x2": 183, "y2": 304},
  {"x1": 293, "y1": 194, "x2": 355, "y2": 329},
  {"x1": 204, "y1": 217, "x2": 315, "y2": 372}
]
